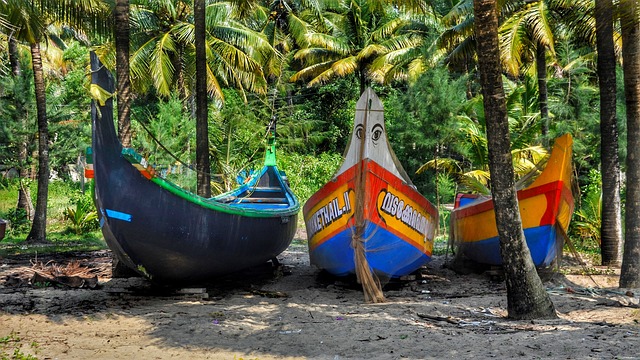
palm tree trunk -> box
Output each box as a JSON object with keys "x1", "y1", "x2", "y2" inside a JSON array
[
  {"x1": 115, "y1": 0, "x2": 132, "y2": 147},
  {"x1": 26, "y1": 42, "x2": 50, "y2": 243},
  {"x1": 596, "y1": 0, "x2": 623, "y2": 267},
  {"x1": 620, "y1": 0, "x2": 640, "y2": 288},
  {"x1": 473, "y1": 0, "x2": 556, "y2": 319},
  {"x1": 536, "y1": 43, "x2": 549, "y2": 147},
  {"x1": 9, "y1": 36, "x2": 34, "y2": 219},
  {"x1": 194, "y1": 0, "x2": 211, "y2": 197},
  {"x1": 9, "y1": 36, "x2": 20, "y2": 77}
]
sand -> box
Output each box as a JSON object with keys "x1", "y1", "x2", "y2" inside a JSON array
[{"x1": 1, "y1": 235, "x2": 639, "y2": 360}]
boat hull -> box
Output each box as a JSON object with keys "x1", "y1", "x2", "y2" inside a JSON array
[
  {"x1": 305, "y1": 160, "x2": 438, "y2": 278},
  {"x1": 450, "y1": 134, "x2": 574, "y2": 267},
  {"x1": 90, "y1": 53, "x2": 298, "y2": 283}
]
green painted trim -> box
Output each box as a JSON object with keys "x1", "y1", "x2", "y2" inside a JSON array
[
  {"x1": 264, "y1": 136, "x2": 277, "y2": 166},
  {"x1": 150, "y1": 175, "x2": 299, "y2": 218}
]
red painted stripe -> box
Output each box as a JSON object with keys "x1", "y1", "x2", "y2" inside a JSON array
[
  {"x1": 366, "y1": 160, "x2": 439, "y2": 218},
  {"x1": 303, "y1": 166, "x2": 356, "y2": 214},
  {"x1": 451, "y1": 181, "x2": 564, "y2": 219}
]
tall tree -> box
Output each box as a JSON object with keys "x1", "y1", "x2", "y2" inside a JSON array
[
  {"x1": 290, "y1": 0, "x2": 421, "y2": 94},
  {"x1": 8, "y1": 35, "x2": 34, "y2": 219},
  {"x1": 620, "y1": 0, "x2": 640, "y2": 288},
  {"x1": 26, "y1": 41, "x2": 49, "y2": 242},
  {"x1": 127, "y1": 0, "x2": 270, "y2": 102},
  {"x1": 473, "y1": 0, "x2": 556, "y2": 319},
  {"x1": 115, "y1": 0, "x2": 132, "y2": 147},
  {"x1": 596, "y1": 0, "x2": 622, "y2": 267},
  {"x1": 194, "y1": 0, "x2": 211, "y2": 197},
  {"x1": 0, "y1": 0, "x2": 107, "y2": 242}
]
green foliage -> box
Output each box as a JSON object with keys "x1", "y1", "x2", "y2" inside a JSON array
[
  {"x1": 436, "y1": 172, "x2": 457, "y2": 205},
  {"x1": 210, "y1": 89, "x2": 268, "y2": 192},
  {"x1": 278, "y1": 152, "x2": 343, "y2": 204},
  {"x1": 385, "y1": 68, "x2": 468, "y2": 203},
  {"x1": 274, "y1": 77, "x2": 359, "y2": 155},
  {"x1": 0, "y1": 209, "x2": 30, "y2": 237},
  {"x1": 0, "y1": 62, "x2": 35, "y2": 170},
  {"x1": 62, "y1": 193, "x2": 99, "y2": 235},
  {"x1": 569, "y1": 169, "x2": 602, "y2": 253}
]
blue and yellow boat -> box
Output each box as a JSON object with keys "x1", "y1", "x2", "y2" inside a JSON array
[
  {"x1": 303, "y1": 88, "x2": 439, "y2": 279},
  {"x1": 450, "y1": 134, "x2": 574, "y2": 267}
]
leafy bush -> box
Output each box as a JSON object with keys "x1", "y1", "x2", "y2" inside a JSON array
[
  {"x1": 0, "y1": 208, "x2": 30, "y2": 236},
  {"x1": 278, "y1": 152, "x2": 343, "y2": 204},
  {"x1": 569, "y1": 169, "x2": 601, "y2": 253},
  {"x1": 62, "y1": 192, "x2": 99, "y2": 235}
]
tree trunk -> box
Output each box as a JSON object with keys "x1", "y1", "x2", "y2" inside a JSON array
[
  {"x1": 536, "y1": 43, "x2": 549, "y2": 147},
  {"x1": 473, "y1": 0, "x2": 556, "y2": 319},
  {"x1": 620, "y1": 0, "x2": 640, "y2": 288},
  {"x1": 115, "y1": 0, "x2": 132, "y2": 147},
  {"x1": 26, "y1": 42, "x2": 50, "y2": 243},
  {"x1": 9, "y1": 36, "x2": 20, "y2": 77},
  {"x1": 194, "y1": 0, "x2": 211, "y2": 197},
  {"x1": 596, "y1": 0, "x2": 623, "y2": 267},
  {"x1": 9, "y1": 36, "x2": 34, "y2": 219}
]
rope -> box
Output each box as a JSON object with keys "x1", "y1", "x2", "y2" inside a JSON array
[
  {"x1": 352, "y1": 95, "x2": 386, "y2": 304},
  {"x1": 134, "y1": 119, "x2": 223, "y2": 182}
]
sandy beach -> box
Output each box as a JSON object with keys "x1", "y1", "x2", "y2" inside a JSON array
[{"x1": 1, "y1": 232, "x2": 639, "y2": 360}]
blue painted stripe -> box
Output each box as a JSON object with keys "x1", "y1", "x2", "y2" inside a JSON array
[
  {"x1": 105, "y1": 209, "x2": 133, "y2": 222},
  {"x1": 458, "y1": 225, "x2": 558, "y2": 267},
  {"x1": 310, "y1": 221, "x2": 431, "y2": 278}
]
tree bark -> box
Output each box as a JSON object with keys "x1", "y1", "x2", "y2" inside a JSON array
[
  {"x1": 473, "y1": 0, "x2": 556, "y2": 319},
  {"x1": 26, "y1": 42, "x2": 50, "y2": 243},
  {"x1": 9, "y1": 36, "x2": 34, "y2": 219},
  {"x1": 620, "y1": 0, "x2": 640, "y2": 288},
  {"x1": 596, "y1": 0, "x2": 623, "y2": 267},
  {"x1": 115, "y1": 0, "x2": 132, "y2": 147},
  {"x1": 536, "y1": 43, "x2": 549, "y2": 147},
  {"x1": 194, "y1": 0, "x2": 211, "y2": 197}
]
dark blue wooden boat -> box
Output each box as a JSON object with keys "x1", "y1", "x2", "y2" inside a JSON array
[{"x1": 90, "y1": 53, "x2": 299, "y2": 283}]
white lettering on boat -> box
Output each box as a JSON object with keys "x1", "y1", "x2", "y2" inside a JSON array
[
  {"x1": 379, "y1": 189, "x2": 428, "y2": 236},
  {"x1": 306, "y1": 190, "x2": 352, "y2": 239}
]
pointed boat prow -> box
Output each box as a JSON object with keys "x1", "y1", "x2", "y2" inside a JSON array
[
  {"x1": 304, "y1": 88, "x2": 438, "y2": 279},
  {"x1": 450, "y1": 133, "x2": 575, "y2": 267}
]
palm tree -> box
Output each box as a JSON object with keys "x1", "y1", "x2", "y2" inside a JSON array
[
  {"x1": 0, "y1": 0, "x2": 106, "y2": 242},
  {"x1": 194, "y1": 0, "x2": 210, "y2": 197},
  {"x1": 595, "y1": 0, "x2": 623, "y2": 267},
  {"x1": 620, "y1": 0, "x2": 640, "y2": 288},
  {"x1": 474, "y1": 0, "x2": 556, "y2": 319},
  {"x1": 115, "y1": 0, "x2": 132, "y2": 147},
  {"x1": 439, "y1": 0, "x2": 592, "y2": 143},
  {"x1": 289, "y1": 0, "x2": 411, "y2": 93},
  {"x1": 7, "y1": 34, "x2": 34, "y2": 219},
  {"x1": 127, "y1": 0, "x2": 271, "y2": 102}
]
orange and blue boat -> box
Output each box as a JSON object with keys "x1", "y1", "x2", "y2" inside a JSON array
[
  {"x1": 450, "y1": 134, "x2": 574, "y2": 267},
  {"x1": 303, "y1": 88, "x2": 439, "y2": 278}
]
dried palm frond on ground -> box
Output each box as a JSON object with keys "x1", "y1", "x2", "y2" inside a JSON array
[
  {"x1": 29, "y1": 260, "x2": 103, "y2": 289},
  {"x1": 1, "y1": 255, "x2": 111, "y2": 289}
]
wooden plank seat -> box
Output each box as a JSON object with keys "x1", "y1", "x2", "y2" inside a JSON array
[
  {"x1": 237, "y1": 197, "x2": 288, "y2": 203},
  {"x1": 252, "y1": 186, "x2": 284, "y2": 192}
]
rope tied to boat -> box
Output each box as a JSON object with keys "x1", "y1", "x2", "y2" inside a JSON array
[{"x1": 352, "y1": 94, "x2": 386, "y2": 304}]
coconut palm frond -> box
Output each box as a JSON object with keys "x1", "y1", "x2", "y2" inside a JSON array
[
  {"x1": 305, "y1": 32, "x2": 351, "y2": 54},
  {"x1": 330, "y1": 55, "x2": 358, "y2": 77},
  {"x1": 289, "y1": 60, "x2": 334, "y2": 83},
  {"x1": 416, "y1": 157, "x2": 463, "y2": 175},
  {"x1": 499, "y1": 12, "x2": 528, "y2": 76},
  {"x1": 150, "y1": 33, "x2": 177, "y2": 96},
  {"x1": 293, "y1": 47, "x2": 337, "y2": 64},
  {"x1": 287, "y1": 13, "x2": 312, "y2": 47},
  {"x1": 459, "y1": 170, "x2": 491, "y2": 195}
]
